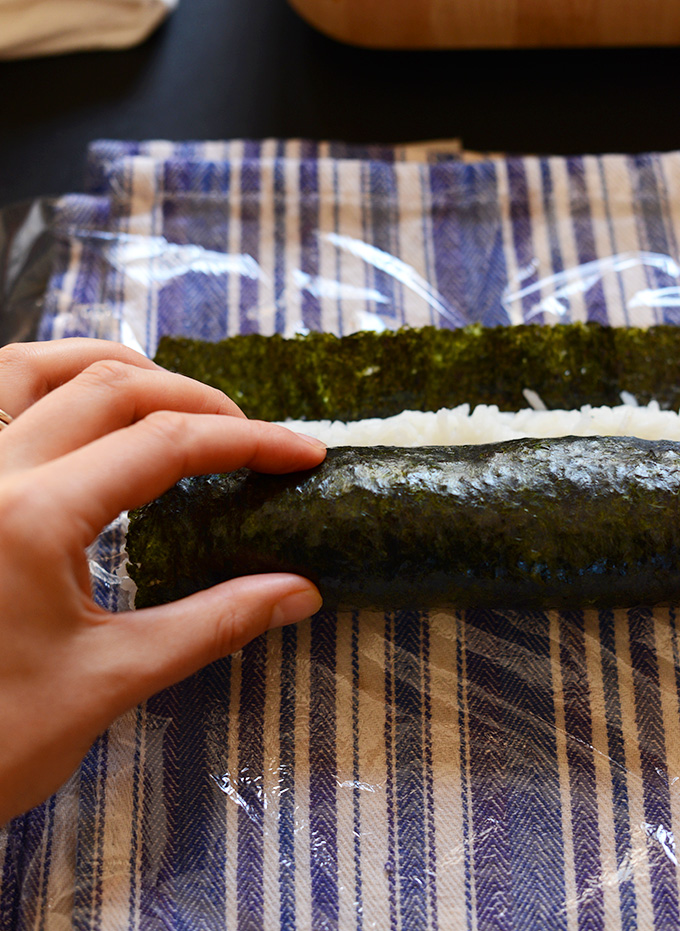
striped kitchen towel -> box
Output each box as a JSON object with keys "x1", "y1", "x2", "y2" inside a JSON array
[
  {"x1": 2, "y1": 141, "x2": 680, "y2": 931},
  {"x1": 39, "y1": 145, "x2": 680, "y2": 352},
  {"x1": 83, "y1": 137, "x2": 465, "y2": 194}
]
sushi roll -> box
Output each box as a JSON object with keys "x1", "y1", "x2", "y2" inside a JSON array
[{"x1": 127, "y1": 429, "x2": 680, "y2": 611}]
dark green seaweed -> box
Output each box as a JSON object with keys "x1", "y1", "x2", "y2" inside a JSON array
[
  {"x1": 127, "y1": 437, "x2": 680, "y2": 611},
  {"x1": 154, "y1": 323, "x2": 680, "y2": 421}
]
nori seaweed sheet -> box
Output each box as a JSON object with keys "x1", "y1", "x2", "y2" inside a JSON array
[
  {"x1": 127, "y1": 438, "x2": 680, "y2": 611},
  {"x1": 154, "y1": 323, "x2": 680, "y2": 421}
]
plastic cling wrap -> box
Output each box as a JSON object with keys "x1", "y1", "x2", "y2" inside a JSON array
[
  {"x1": 2, "y1": 142, "x2": 680, "y2": 931},
  {"x1": 32, "y1": 148, "x2": 680, "y2": 355}
]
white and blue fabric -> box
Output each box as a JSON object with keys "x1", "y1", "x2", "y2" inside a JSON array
[{"x1": 2, "y1": 138, "x2": 680, "y2": 931}]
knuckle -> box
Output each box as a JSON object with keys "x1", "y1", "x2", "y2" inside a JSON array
[
  {"x1": 0, "y1": 342, "x2": 31, "y2": 369},
  {"x1": 141, "y1": 409, "x2": 189, "y2": 447},
  {"x1": 0, "y1": 479, "x2": 56, "y2": 550},
  {"x1": 78, "y1": 358, "x2": 134, "y2": 391},
  {"x1": 208, "y1": 613, "x2": 238, "y2": 661},
  {"x1": 200, "y1": 382, "x2": 243, "y2": 416},
  {"x1": 205, "y1": 384, "x2": 234, "y2": 414},
  {"x1": 208, "y1": 599, "x2": 264, "y2": 660},
  {"x1": 0, "y1": 342, "x2": 35, "y2": 385}
]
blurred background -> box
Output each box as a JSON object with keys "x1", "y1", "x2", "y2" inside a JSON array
[{"x1": 2, "y1": 0, "x2": 680, "y2": 207}]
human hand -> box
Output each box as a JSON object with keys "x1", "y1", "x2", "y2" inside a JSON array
[{"x1": 0, "y1": 339, "x2": 326, "y2": 825}]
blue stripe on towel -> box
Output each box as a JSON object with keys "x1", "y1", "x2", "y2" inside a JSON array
[
  {"x1": 351, "y1": 611, "x2": 364, "y2": 931},
  {"x1": 366, "y1": 160, "x2": 399, "y2": 324},
  {"x1": 429, "y1": 162, "x2": 508, "y2": 327},
  {"x1": 417, "y1": 163, "x2": 438, "y2": 328},
  {"x1": 507, "y1": 157, "x2": 542, "y2": 324},
  {"x1": 596, "y1": 162, "x2": 629, "y2": 327},
  {"x1": 534, "y1": 158, "x2": 567, "y2": 325},
  {"x1": 465, "y1": 608, "x2": 515, "y2": 929},
  {"x1": 236, "y1": 637, "x2": 267, "y2": 930},
  {"x1": 629, "y1": 154, "x2": 680, "y2": 326},
  {"x1": 457, "y1": 613, "x2": 474, "y2": 931},
  {"x1": 428, "y1": 164, "x2": 467, "y2": 327},
  {"x1": 670, "y1": 608, "x2": 680, "y2": 729},
  {"x1": 598, "y1": 610, "x2": 638, "y2": 931},
  {"x1": 21, "y1": 804, "x2": 51, "y2": 931},
  {"x1": 560, "y1": 611, "x2": 605, "y2": 930},
  {"x1": 384, "y1": 613, "x2": 399, "y2": 931},
  {"x1": 70, "y1": 200, "x2": 114, "y2": 312},
  {"x1": 299, "y1": 144, "x2": 322, "y2": 332},
  {"x1": 462, "y1": 161, "x2": 508, "y2": 326},
  {"x1": 273, "y1": 144, "x2": 288, "y2": 334},
  {"x1": 239, "y1": 142, "x2": 263, "y2": 334},
  {"x1": 160, "y1": 160, "x2": 232, "y2": 341},
  {"x1": 421, "y1": 612, "x2": 439, "y2": 931},
  {"x1": 627, "y1": 606, "x2": 680, "y2": 929},
  {"x1": 279, "y1": 624, "x2": 298, "y2": 931},
  {"x1": 393, "y1": 610, "x2": 428, "y2": 931},
  {"x1": 11, "y1": 809, "x2": 49, "y2": 931},
  {"x1": 566, "y1": 156, "x2": 609, "y2": 324},
  {"x1": 147, "y1": 668, "x2": 229, "y2": 929},
  {"x1": 309, "y1": 610, "x2": 339, "y2": 929},
  {"x1": 36, "y1": 795, "x2": 56, "y2": 931},
  {"x1": 465, "y1": 609, "x2": 568, "y2": 931},
  {"x1": 139, "y1": 664, "x2": 229, "y2": 930},
  {"x1": 332, "y1": 160, "x2": 345, "y2": 335},
  {"x1": 74, "y1": 734, "x2": 108, "y2": 931},
  {"x1": 140, "y1": 687, "x2": 180, "y2": 927},
  {"x1": 126, "y1": 706, "x2": 144, "y2": 931},
  {"x1": 0, "y1": 816, "x2": 25, "y2": 930}
]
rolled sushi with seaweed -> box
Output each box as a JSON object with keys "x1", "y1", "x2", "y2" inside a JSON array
[{"x1": 127, "y1": 392, "x2": 680, "y2": 612}]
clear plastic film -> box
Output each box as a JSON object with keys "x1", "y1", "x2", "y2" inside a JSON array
[
  {"x1": 29, "y1": 148, "x2": 680, "y2": 354},
  {"x1": 2, "y1": 141, "x2": 680, "y2": 931},
  {"x1": 0, "y1": 199, "x2": 60, "y2": 344},
  {"x1": 6, "y1": 200, "x2": 680, "y2": 352}
]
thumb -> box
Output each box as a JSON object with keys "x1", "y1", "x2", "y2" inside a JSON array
[{"x1": 100, "y1": 574, "x2": 322, "y2": 711}]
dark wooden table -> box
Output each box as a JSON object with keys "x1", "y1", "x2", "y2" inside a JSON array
[{"x1": 1, "y1": 0, "x2": 680, "y2": 207}]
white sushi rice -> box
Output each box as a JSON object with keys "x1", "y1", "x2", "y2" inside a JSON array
[{"x1": 278, "y1": 398, "x2": 680, "y2": 447}]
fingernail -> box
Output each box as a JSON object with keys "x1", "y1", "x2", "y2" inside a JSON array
[
  {"x1": 270, "y1": 588, "x2": 323, "y2": 628},
  {"x1": 296, "y1": 432, "x2": 327, "y2": 449}
]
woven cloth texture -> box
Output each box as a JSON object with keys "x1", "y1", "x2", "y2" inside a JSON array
[{"x1": 2, "y1": 139, "x2": 680, "y2": 931}]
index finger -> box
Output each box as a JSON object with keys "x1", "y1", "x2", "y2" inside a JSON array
[{"x1": 35, "y1": 413, "x2": 327, "y2": 544}]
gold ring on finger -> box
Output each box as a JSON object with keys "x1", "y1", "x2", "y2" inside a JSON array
[{"x1": 0, "y1": 409, "x2": 13, "y2": 430}]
